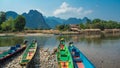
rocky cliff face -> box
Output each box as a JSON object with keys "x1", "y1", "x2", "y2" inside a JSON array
[
  {"x1": 6, "y1": 10, "x2": 50, "y2": 29},
  {"x1": 22, "y1": 10, "x2": 50, "y2": 29}
]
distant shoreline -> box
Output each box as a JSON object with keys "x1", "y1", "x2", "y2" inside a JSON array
[
  {"x1": 0, "y1": 29, "x2": 120, "y2": 36},
  {"x1": 0, "y1": 33, "x2": 53, "y2": 36}
]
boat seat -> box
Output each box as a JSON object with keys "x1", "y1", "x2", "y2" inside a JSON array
[
  {"x1": 0, "y1": 51, "x2": 8, "y2": 57},
  {"x1": 61, "y1": 54, "x2": 67, "y2": 57},
  {"x1": 21, "y1": 59, "x2": 29, "y2": 63},
  {"x1": 60, "y1": 50, "x2": 67, "y2": 55},
  {"x1": 60, "y1": 49, "x2": 65, "y2": 51},
  {"x1": 30, "y1": 43, "x2": 35, "y2": 48},
  {"x1": 60, "y1": 54, "x2": 69, "y2": 61},
  {"x1": 72, "y1": 48, "x2": 76, "y2": 52},
  {"x1": 74, "y1": 58, "x2": 82, "y2": 62},
  {"x1": 16, "y1": 44, "x2": 21, "y2": 48},
  {"x1": 8, "y1": 49, "x2": 15, "y2": 54},
  {"x1": 60, "y1": 61, "x2": 69, "y2": 67},
  {"x1": 73, "y1": 52, "x2": 82, "y2": 62},
  {"x1": 10, "y1": 46, "x2": 17, "y2": 51},
  {"x1": 74, "y1": 52, "x2": 80, "y2": 57}
]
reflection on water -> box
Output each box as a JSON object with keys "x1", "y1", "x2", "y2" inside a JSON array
[
  {"x1": 56, "y1": 35, "x2": 120, "y2": 68},
  {"x1": 0, "y1": 36, "x2": 24, "y2": 47},
  {"x1": 0, "y1": 36, "x2": 50, "y2": 47},
  {"x1": 0, "y1": 34, "x2": 120, "y2": 68},
  {"x1": 0, "y1": 34, "x2": 120, "y2": 48}
]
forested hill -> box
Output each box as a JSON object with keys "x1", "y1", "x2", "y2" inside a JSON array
[
  {"x1": 6, "y1": 10, "x2": 50, "y2": 29},
  {"x1": 4, "y1": 10, "x2": 120, "y2": 30},
  {"x1": 6, "y1": 10, "x2": 90, "y2": 29}
]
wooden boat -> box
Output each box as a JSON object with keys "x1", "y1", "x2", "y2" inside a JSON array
[
  {"x1": 19, "y1": 40, "x2": 37, "y2": 66},
  {"x1": 68, "y1": 42, "x2": 95, "y2": 68},
  {"x1": 57, "y1": 39, "x2": 74, "y2": 68},
  {"x1": 0, "y1": 41, "x2": 27, "y2": 62}
]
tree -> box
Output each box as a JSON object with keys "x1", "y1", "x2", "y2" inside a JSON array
[
  {"x1": 1, "y1": 17, "x2": 15, "y2": 31},
  {"x1": 0, "y1": 12, "x2": 6, "y2": 29},
  {"x1": 64, "y1": 24, "x2": 70, "y2": 31},
  {"x1": 86, "y1": 19, "x2": 92, "y2": 29},
  {"x1": 79, "y1": 23, "x2": 86, "y2": 29},
  {"x1": 92, "y1": 19, "x2": 101, "y2": 24},
  {"x1": 14, "y1": 15, "x2": 26, "y2": 31},
  {"x1": 56, "y1": 24, "x2": 70, "y2": 31}
]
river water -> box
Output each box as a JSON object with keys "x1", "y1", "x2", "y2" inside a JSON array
[{"x1": 0, "y1": 34, "x2": 120, "y2": 68}]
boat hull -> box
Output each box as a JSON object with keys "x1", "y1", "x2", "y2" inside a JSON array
[
  {"x1": 68, "y1": 46, "x2": 95, "y2": 68},
  {"x1": 57, "y1": 44, "x2": 74, "y2": 68},
  {"x1": 19, "y1": 42, "x2": 37, "y2": 66},
  {"x1": 0, "y1": 45, "x2": 26, "y2": 63}
]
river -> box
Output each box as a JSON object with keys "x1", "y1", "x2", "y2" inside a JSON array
[{"x1": 0, "y1": 34, "x2": 120, "y2": 68}]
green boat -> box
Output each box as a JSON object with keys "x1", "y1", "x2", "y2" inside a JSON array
[
  {"x1": 57, "y1": 38, "x2": 74, "y2": 68},
  {"x1": 19, "y1": 40, "x2": 37, "y2": 66}
]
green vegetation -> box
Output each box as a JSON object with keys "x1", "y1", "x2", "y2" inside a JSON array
[
  {"x1": 14, "y1": 15, "x2": 26, "y2": 31},
  {"x1": 80, "y1": 19, "x2": 120, "y2": 30},
  {"x1": 56, "y1": 24, "x2": 70, "y2": 31},
  {"x1": 0, "y1": 11, "x2": 26, "y2": 32},
  {"x1": 1, "y1": 11, "x2": 120, "y2": 32},
  {"x1": 79, "y1": 23, "x2": 86, "y2": 29},
  {"x1": 56, "y1": 19, "x2": 120, "y2": 31},
  {"x1": 0, "y1": 12, "x2": 6, "y2": 29},
  {"x1": 1, "y1": 17, "x2": 15, "y2": 31}
]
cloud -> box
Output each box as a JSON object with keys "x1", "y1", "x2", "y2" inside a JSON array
[
  {"x1": 53, "y1": 2, "x2": 93, "y2": 18},
  {"x1": 83, "y1": 10, "x2": 93, "y2": 15}
]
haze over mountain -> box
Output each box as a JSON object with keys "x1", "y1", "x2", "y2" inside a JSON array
[
  {"x1": 45, "y1": 16, "x2": 89, "y2": 29},
  {"x1": 6, "y1": 11, "x2": 18, "y2": 19},
  {"x1": 63, "y1": 18, "x2": 82, "y2": 24},
  {"x1": 22, "y1": 10, "x2": 50, "y2": 29},
  {"x1": 6, "y1": 10, "x2": 50, "y2": 29},
  {"x1": 6, "y1": 10, "x2": 90, "y2": 29},
  {"x1": 44, "y1": 16, "x2": 65, "y2": 29}
]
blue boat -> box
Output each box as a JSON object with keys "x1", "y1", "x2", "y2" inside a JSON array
[
  {"x1": 68, "y1": 42, "x2": 95, "y2": 68},
  {"x1": 0, "y1": 40, "x2": 28, "y2": 62}
]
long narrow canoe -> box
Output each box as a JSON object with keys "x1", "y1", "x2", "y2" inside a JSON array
[
  {"x1": 68, "y1": 43, "x2": 95, "y2": 68},
  {"x1": 0, "y1": 41, "x2": 27, "y2": 62},
  {"x1": 19, "y1": 40, "x2": 37, "y2": 66},
  {"x1": 57, "y1": 40, "x2": 74, "y2": 68}
]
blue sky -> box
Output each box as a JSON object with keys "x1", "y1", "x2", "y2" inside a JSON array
[{"x1": 0, "y1": 0, "x2": 120, "y2": 21}]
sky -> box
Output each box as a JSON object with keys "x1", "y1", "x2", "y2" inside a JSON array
[{"x1": 0, "y1": 0, "x2": 120, "y2": 22}]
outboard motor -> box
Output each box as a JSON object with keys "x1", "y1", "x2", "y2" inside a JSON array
[{"x1": 16, "y1": 44, "x2": 20, "y2": 49}]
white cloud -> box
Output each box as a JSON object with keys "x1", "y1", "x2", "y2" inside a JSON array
[
  {"x1": 53, "y1": 2, "x2": 93, "y2": 18},
  {"x1": 83, "y1": 10, "x2": 93, "y2": 15},
  {"x1": 60, "y1": 2, "x2": 69, "y2": 9},
  {"x1": 53, "y1": 2, "x2": 71, "y2": 16}
]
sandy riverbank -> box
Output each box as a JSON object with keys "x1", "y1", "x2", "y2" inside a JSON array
[
  {"x1": 0, "y1": 33, "x2": 53, "y2": 36},
  {"x1": 0, "y1": 48, "x2": 57, "y2": 68},
  {"x1": 0, "y1": 29, "x2": 120, "y2": 36}
]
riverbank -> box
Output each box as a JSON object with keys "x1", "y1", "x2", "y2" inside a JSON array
[
  {"x1": 40, "y1": 48, "x2": 58, "y2": 68},
  {"x1": 0, "y1": 48, "x2": 57, "y2": 68},
  {"x1": 0, "y1": 33, "x2": 53, "y2": 36},
  {"x1": 0, "y1": 29, "x2": 120, "y2": 36}
]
